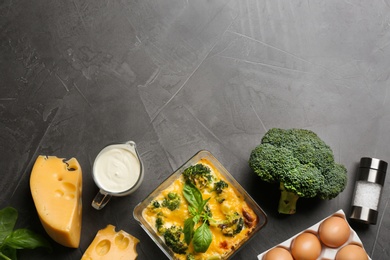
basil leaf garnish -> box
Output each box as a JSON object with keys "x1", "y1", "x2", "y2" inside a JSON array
[
  {"x1": 188, "y1": 205, "x2": 197, "y2": 217},
  {"x1": 183, "y1": 182, "x2": 203, "y2": 210},
  {"x1": 181, "y1": 169, "x2": 214, "y2": 254},
  {"x1": 193, "y1": 222, "x2": 212, "y2": 253},
  {"x1": 183, "y1": 218, "x2": 195, "y2": 244},
  {"x1": 198, "y1": 197, "x2": 210, "y2": 213}
]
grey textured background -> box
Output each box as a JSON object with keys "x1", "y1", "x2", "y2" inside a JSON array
[{"x1": 1, "y1": 0, "x2": 389, "y2": 259}]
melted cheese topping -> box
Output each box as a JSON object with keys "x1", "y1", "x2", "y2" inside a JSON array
[{"x1": 142, "y1": 159, "x2": 258, "y2": 259}]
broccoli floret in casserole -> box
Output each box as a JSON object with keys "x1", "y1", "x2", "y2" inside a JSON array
[
  {"x1": 155, "y1": 216, "x2": 166, "y2": 234},
  {"x1": 164, "y1": 226, "x2": 188, "y2": 255},
  {"x1": 210, "y1": 212, "x2": 244, "y2": 237},
  {"x1": 186, "y1": 253, "x2": 195, "y2": 260},
  {"x1": 151, "y1": 200, "x2": 161, "y2": 209},
  {"x1": 213, "y1": 180, "x2": 228, "y2": 194},
  {"x1": 183, "y1": 164, "x2": 213, "y2": 189},
  {"x1": 162, "y1": 192, "x2": 181, "y2": 211}
]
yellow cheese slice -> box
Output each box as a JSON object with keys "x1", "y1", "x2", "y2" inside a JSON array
[
  {"x1": 81, "y1": 224, "x2": 139, "y2": 260},
  {"x1": 30, "y1": 155, "x2": 82, "y2": 248}
]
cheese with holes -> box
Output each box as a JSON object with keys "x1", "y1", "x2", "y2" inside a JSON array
[
  {"x1": 30, "y1": 155, "x2": 82, "y2": 248},
  {"x1": 81, "y1": 224, "x2": 139, "y2": 260}
]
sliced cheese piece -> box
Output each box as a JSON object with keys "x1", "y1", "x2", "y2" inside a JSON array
[
  {"x1": 81, "y1": 224, "x2": 139, "y2": 260},
  {"x1": 30, "y1": 155, "x2": 82, "y2": 248}
]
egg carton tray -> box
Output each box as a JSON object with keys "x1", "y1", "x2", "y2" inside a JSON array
[{"x1": 257, "y1": 209, "x2": 371, "y2": 260}]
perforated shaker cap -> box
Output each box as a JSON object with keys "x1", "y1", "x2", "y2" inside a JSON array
[
  {"x1": 359, "y1": 157, "x2": 387, "y2": 185},
  {"x1": 360, "y1": 157, "x2": 388, "y2": 172}
]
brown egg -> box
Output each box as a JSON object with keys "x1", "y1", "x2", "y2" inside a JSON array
[
  {"x1": 319, "y1": 216, "x2": 350, "y2": 248},
  {"x1": 263, "y1": 247, "x2": 293, "y2": 260},
  {"x1": 290, "y1": 232, "x2": 322, "y2": 260},
  {"x1": 335, "y1": 244, "x2": 368, "y2": 260}
]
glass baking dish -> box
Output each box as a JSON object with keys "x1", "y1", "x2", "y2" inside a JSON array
[{"x1": 133, "y1": 150, "x2": 267, "y2": 259}]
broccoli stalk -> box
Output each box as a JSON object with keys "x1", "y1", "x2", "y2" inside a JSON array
[
  {"x1": 278, "y1": 183, "x2": 300, "y2": 214},
  {"x1": 249, "y1": 128, "x2": 347, "y2": 214}
]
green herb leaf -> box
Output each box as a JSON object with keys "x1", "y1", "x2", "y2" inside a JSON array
[
  {"x1": 0, "y1": 207, "x2": 52, "y2": 259},
  {"x1": 183, "y1": 218, "x2": 195, "y2": 244},
  {"x1": 193, "y1": 215, "x2": 200, "y2": 224},
  {"x1": 183, "y1": 183, "x2": 203, "y2": 210},
  {"x1": 193, "y1": 222, "x2": 212, "y2": 253},
  {"x1": 198, "y1": 197, "x2": 210, "y2": 213},
  {"x1": 0, "y1": 245, "x2": 17, "y2": 260},
  {"x1": 0, "y1": 207, "x2": 18, "y2": 244},
  {"x1": 187, "y1": 205, "x2": 197, "y2": 217},
  {"x1": 4, "y1": 229, "x2": 51, "y2": 250}
]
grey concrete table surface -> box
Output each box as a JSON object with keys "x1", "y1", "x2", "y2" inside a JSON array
[{"x1": 1, "y1": 0, "x2": 389, "y2": 259}]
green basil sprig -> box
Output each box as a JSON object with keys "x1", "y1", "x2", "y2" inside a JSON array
[
  {"x1": 183, "y1": 182, "x2": 212, "y2": 253},
  {"x1": 0, "y1": 207, "x2": 51, "y2": 260},
  {"x1": 192, "y1": 222, "x2": 212, "y2": 253}
]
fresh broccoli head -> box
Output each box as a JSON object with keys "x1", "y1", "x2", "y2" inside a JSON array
[
  {"x1": 162, "y1": 192, "x2": 181, "y2": 211},
  {"x1": 318, "y1": 163, "x2": 347, "y2": 200},
  {"x1": 164, "y1": 226, "x2": 188, "y2": 254},
  {"x1": 261, "y1": 128, "x2": 335, "y2": 172},
  {"x1": 183, "y1": 164, "x2": 213, "y2": 189},
  {"x1": 249, "y1": 128, "x2": 347, "y2": 214}
]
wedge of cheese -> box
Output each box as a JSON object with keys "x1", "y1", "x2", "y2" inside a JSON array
[
  {"x1": 81, "y1": 224, "x2": 139, "y2": 260},
  {"x1": 30, "y1": 155, "x2": 82, "y2": 248}
]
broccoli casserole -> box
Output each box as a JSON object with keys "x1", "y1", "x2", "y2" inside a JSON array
[{"x1": 142, "y1": 158, "x2": 259, "y2": 260}]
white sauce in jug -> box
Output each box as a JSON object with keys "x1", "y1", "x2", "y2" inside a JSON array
[{"x1": 93, "y1": 146, "x2": 140, "y2": 193}]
